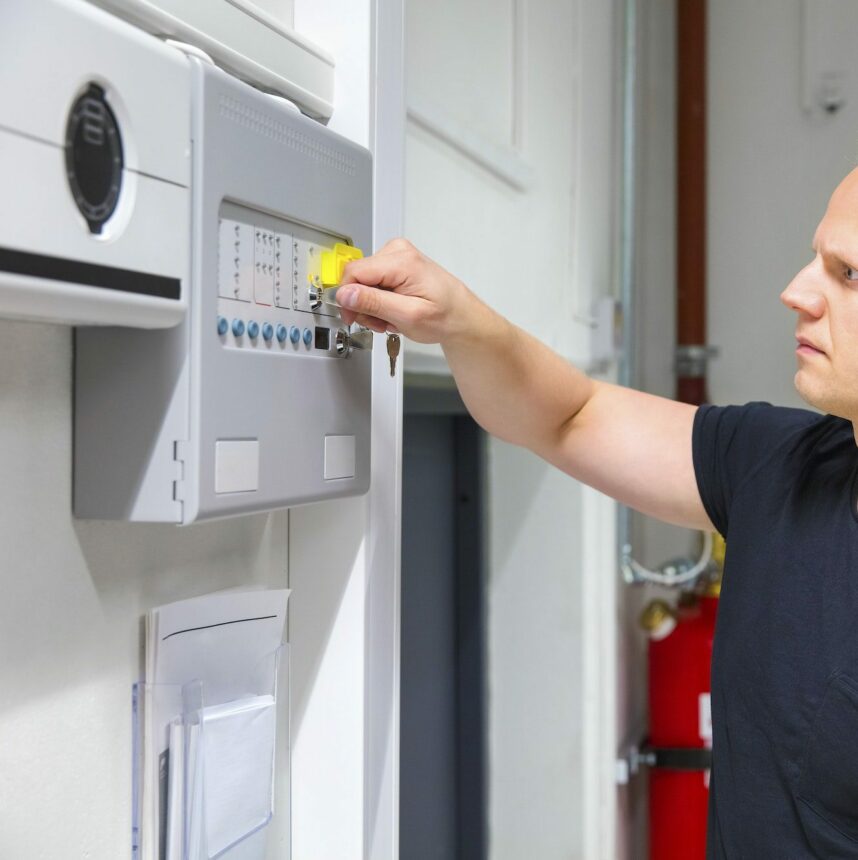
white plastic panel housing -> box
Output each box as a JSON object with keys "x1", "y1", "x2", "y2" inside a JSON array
[
  {"x1": 74, "y1": 61, "x2": 373, "y2": 524},
  {"x1": 0, "y1": 0, "x2": 189, "y2": 328}
]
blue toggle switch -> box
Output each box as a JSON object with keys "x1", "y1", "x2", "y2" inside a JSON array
[
  {"x1": 276, "y1": 323, "x2": 288, "y2": 343},
  {"x1": 232, "y1": 318, "x2": 245, "y2": 337},
  {"x1": 289, "y1": 325, "x2": 301, "y2": 344},
  {"x1": 217, "y1": 315, "x2": 229, "y2": 336},
  {"x1": 302, "y1": 327, "x2": 312, "y2": 346},
  {"x1": 247, "y1": 320, "x2": 260, "y2": 339},
  {"x1": 262, "y1": 322, "x2": 274, "y2": 341}
]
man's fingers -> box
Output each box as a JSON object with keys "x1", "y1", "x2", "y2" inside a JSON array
[
  {"x1": 340, "y1": 305, "x2": 400, "y2": 334},
  {"x1": 353, "y1": 313, "x2": 389, "y2": 333},
  {"x1": 336, "y1": 283, "x2": 420, "y2": 329},
  {"x1": 342, "y1": 248, "x2": 416, "y2": 289},
  {"x1": 339, "y1": 307, "x2": 358, "y2": 327},
  {"x1": 376, "y1": 237, "x2": 414, "y2": 256}
]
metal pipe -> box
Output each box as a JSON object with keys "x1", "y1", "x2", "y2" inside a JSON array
[
  {"x1": 617, "y1": 0, "x2": 712, "y2": 587},
  {"x1": 618, "y1": 0, "x2": 639, "y2": 584},
  {"x1": 676, "y1": 0, "x2": 710, "y2": 406}
]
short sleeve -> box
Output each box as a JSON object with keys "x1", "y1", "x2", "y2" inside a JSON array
[{"x1": 692, "y1": 402, "x2": 819, "y2": 536}]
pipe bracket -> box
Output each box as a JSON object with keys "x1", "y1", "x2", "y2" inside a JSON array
[{"x1": 675, "y1": 344, "x2": 719, "y2": 377}]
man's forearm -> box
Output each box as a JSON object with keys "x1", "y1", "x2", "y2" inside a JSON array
[
  {"x1": 337, "y1": 242, "x2": 711, "y2": 533},
  {"x1": 440, "y1": 298, "x2": 596, "y2": 457}
]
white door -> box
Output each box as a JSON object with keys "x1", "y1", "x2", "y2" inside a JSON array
[{"x1": 404, "y1": 1, "x2": 621, "y2": 857}]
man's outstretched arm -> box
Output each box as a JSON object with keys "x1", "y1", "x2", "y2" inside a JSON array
[{"x1": 337, "y1": 240, "x2": 714, "y2": 533}]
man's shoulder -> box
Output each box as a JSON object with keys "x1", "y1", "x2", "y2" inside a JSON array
[
  {"x1": 693, "y1": 401, "x2": 840, "y2": 482},
  {"x1": 692, "y1": 402, "x2": 849, "y2": 536},
  {"x1": 695, "y1": 401, "x2": 823, "y2": 444}
]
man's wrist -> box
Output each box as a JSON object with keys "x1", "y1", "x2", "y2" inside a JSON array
[{"x1": 440, "y1": 284, "x2": 507, "y2": 350}]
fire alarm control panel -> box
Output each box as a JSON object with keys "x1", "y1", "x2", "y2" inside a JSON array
[{"x1": 74, "y1": 60, "x2": 373, "y2": 523}]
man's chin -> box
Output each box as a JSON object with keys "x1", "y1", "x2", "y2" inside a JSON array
[
  {"x1": 794, "y1": 373, "x2": 851, "y2": 418},
  {"x1": 795, "y1": 372, "x2": 826, "y2": 409}
]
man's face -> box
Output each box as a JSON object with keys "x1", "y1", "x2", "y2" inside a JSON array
[{"x1": 781, "y1": 167, "x2": 858, "y2": 420}]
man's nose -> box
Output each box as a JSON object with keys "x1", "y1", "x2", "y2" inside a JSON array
[{"x1": 780, "y1": 261, "x2": 826, "y2": 319}]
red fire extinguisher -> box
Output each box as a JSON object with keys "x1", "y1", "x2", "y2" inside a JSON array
[{"x1": 640, "y1": 535, "x2": 723, "y2": 860}]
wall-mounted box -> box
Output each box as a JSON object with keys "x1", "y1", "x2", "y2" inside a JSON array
[
  {"x1": 74, "y1": 60, "x2": 373, "y2": 524},
  {"x1": 90, "y1": 0, "x2": 336, "y2": 120},
  {"x1": 0, "y1": 0, "x2": 189, "y2": 328}
]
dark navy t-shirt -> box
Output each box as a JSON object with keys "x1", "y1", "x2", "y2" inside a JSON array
[{"x1": 693, "y1": 402, "x2": 858, "y2": 859}]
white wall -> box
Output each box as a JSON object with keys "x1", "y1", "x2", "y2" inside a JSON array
[
  {"x1": 707, "y1": 0, "x2": 858, "y2": 409},
  {"x1": 0, "y1": 3, "x2": 402, "y2": 859},
  {"x1": 0, "y1": 322, "x2": 290, "y2": 855}
]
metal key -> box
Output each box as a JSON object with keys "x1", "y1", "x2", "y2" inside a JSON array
[{"x1": 386, "y1": 333, "x2": 401, "y2": 377}]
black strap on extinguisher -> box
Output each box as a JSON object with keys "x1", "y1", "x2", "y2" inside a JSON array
[{"x1": 642, "y1": 745, "x2": 712, "y2": 772}]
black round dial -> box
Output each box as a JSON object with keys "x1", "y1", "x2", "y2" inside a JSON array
[{"x1": 65, "y1": 83, "x2": 123, "y2": 234}]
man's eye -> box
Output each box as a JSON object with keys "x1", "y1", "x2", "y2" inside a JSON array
[{"x1": 846, "y1": 266, "x2": 858, "y2": 281}]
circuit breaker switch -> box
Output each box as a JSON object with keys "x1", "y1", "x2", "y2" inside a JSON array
[{"x1": 320, "y1": 243, "x2": 363, "y2": 286}]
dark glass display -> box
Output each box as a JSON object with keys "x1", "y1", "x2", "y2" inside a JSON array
[
  {"x1": 314, "y1": 326, "x2": 331, "y2": 350},
  {"x1": 65, "y1": 83, "x2": 123, "y2": 234}
]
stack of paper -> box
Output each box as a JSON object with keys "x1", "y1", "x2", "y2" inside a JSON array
[{"x1": 139, "y1": 589, "x2": 289, "y2": 860}]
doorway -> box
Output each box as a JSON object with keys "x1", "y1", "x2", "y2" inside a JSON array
[{"x1": 400, "y1": 381, "x2": 488, "y2": 859}]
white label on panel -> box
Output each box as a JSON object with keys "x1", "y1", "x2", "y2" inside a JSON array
[
  {"x1": 219, "y1": 221, "x2": 254, "y2": 303},
  {"x1": 218, "y1": 218, "x2": 241, "y2": 300},
  {"x1": 324, "y1": 435, "x2": 356, "y2": 480},
  {"x1": 274, "y1": 231, "x2": 291, "y2": 308},
  {"x1": 215, "y1": 440, "x2": 260, "y2": 493},
  {"x1": 293, "y1": 236, "x2": 321, "y2": 313},
  {"x1": 254, "y1": 226, "x2": 275, "y2": 306}
]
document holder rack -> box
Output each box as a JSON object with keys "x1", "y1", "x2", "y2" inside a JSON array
[{"x1": 132, "y1": 644, "x2": 289, "y2": 860}]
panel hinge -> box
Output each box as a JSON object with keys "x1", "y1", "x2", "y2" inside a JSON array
[{"x1": 173, "y1": 440, "x2": 189, "y2": 504}]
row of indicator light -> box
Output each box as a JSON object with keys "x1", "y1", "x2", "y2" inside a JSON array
[{"x1": 217, "y1": 315, "x2": 314, "y2": 347}]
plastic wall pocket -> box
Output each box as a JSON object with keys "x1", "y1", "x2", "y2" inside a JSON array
[
  {"x1": 320, "y1": 243, "x2": 363, "y2": 286},
  {"x1": 132, "y1": 645, "x2": 289, "y2": 860}
]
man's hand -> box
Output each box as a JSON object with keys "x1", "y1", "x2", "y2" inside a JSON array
[
  {"x1": 335, "y1": 238, "x2": 713, "y2": 533},
  {"x1": 336, "y1": 238, "x2": 483, "y2": 344}
]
